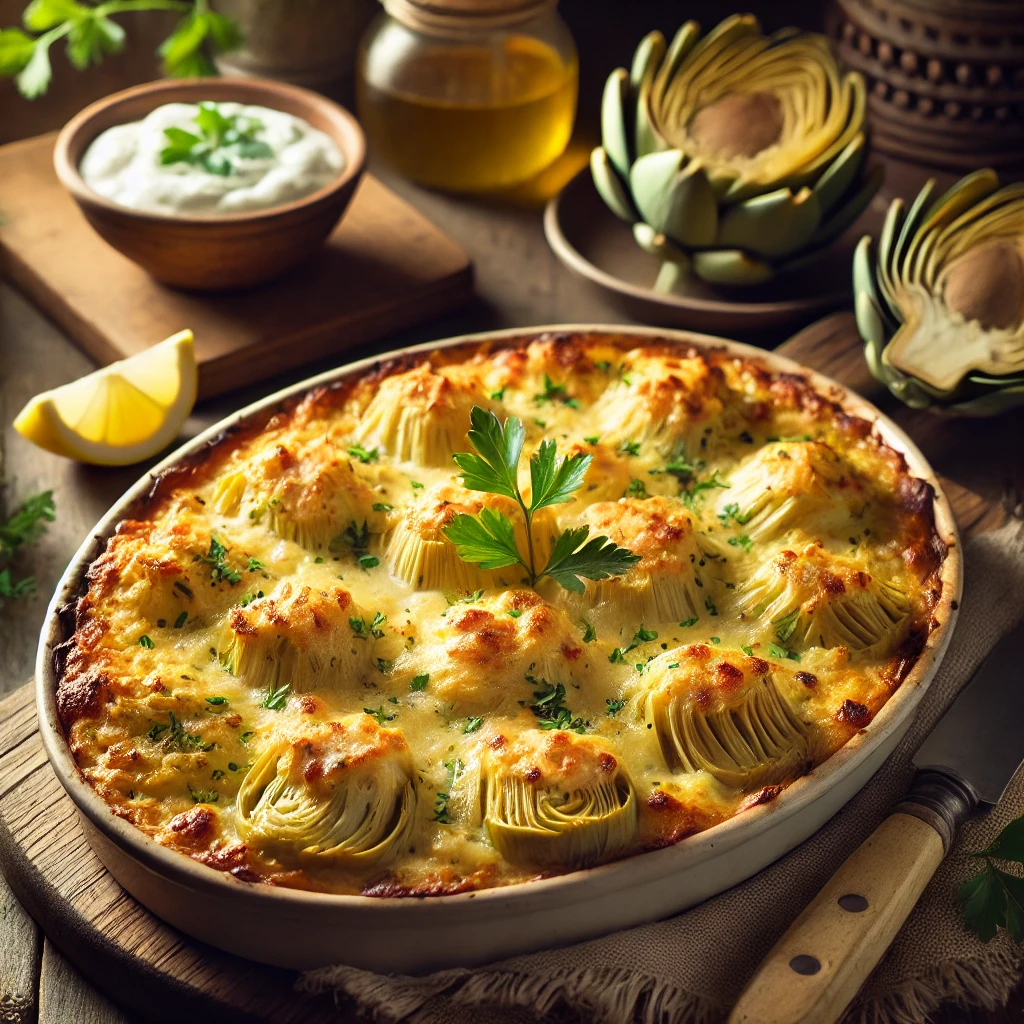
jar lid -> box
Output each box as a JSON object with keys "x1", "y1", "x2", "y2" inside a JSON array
[{"x1": 384, "y1": 0, "x2": 557, "y2": 33}]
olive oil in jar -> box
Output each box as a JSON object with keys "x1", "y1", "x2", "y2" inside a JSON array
[{"x1": 357, "y1": 3, "x2": 578, "y2": 192}]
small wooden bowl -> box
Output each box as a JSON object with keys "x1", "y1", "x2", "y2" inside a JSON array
[{"x1": 54, "y1": 78, "x2": 366, "y2": 291}]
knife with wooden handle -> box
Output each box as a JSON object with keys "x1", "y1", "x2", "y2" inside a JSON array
[{"x1": 729, "y1": 621, "x2": 1024, "y2": 1024}]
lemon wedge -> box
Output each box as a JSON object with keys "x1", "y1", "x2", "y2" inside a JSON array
[{"x1": 14, "y1": 330, "x2": 198, "y2": 466}]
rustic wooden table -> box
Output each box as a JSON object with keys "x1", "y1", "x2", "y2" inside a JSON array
[{"x1": 1, "y1": 2, "x2": 1022, "y2": 1021}]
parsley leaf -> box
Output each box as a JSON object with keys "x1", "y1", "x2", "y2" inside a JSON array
[
  {"x1": 728, "y1": 534, "x2": 753, "y2": 553},
  {"x1": 719, "y1": 502, "x2": 753, "y2": 526},
  {"x1": 443, "y1": 508, "x2": 523, "y2": 571},
  {"x1": 958, "y1": 813, "x2": 1024, "y2": 942},
  {"x1": 350, "y1": 611, "x2": 386, "y2": 640},
  {"x1": 453, "y1": 405, "x2": 524, "y2": 501},
  {"x1": 261, "y1": 682, "x2": 291, "y2": 710},
  {"x1": 534, "y1": 374, "x2": 578, "y2": 408},
  {"x1": 605, "y1": 698, "x2": 626, "y2": 716},
  {"x1": 540, "y1": 526, "x2": 640, "y2": 595},
  {"x1": 347, "y1": 443, "x2": 379, "y2": 464},
  {"x1": 159, "y1": 100, "x2": 268, "y2": 176},
  {"x1": 462, "y1": 716, "x2": 483, "y2": 734},
  {"x1": 364, "y1": 704, "x2": 396, "y2": 725},
  {"x1": 767, "y1": 642, "x2": 800, "y2": 662},
  {"x1": 580, "y1": 619, "x2": 597, "y2": 643},
  {"x1": 197, "y1": 535, "x2": 242, "y2": 584},
  {"x1": 433, "y1": 758, "x2": 463, "y2": 823},
  {"x1": 682, "y1": 470, "x2": 729, "y2": 510},
  {"x1": 624, "y1": 478, "x2": 649, "y2": 499},
  {"x1": 529, "y1": 439, "x2": 591, "y2": 512},
  {"x1": 410, "y1": 673, "x2": 429, "y2": 691}
]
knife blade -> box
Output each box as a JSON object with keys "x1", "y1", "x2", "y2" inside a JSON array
[
  {"x1": 913, "y1": 622, "x2": 1024, "y2": 805},
  {"x1": 729, "y1": 621, "x2": 1024, "y2": 1024}
]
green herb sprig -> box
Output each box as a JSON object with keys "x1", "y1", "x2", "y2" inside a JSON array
[
  {"x1": 0, "y1": 490, "x2": 55, "y2": 602},
  {"x1": 1, "y1": 0, "x2": 242, "y2": 99},
  {"x1": 526, "y1": 678, "x2": 587, "y2": 733},
  {"x1": 959, "y1": 817, "x2": 1024, "y2": 942},
  {"x1": 442, "y1": 407, "x2": 639, "y2": 593},
  {"x1": 160, "y1": 101, "x2": 272, "y2": 176}
]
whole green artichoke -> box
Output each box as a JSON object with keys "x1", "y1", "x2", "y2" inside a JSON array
[
  {"x1": 854, "y1": 169, "x2": 1024, "y2": 416},
  {"x1": 591, "y1": 14, "x2": 883, "y2": 290}
]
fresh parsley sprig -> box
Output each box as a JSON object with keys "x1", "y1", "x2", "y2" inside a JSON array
[
  {"x1": 1, "y1": 0, "x2": 242, "y2": 99},
  {"x1": 160, "y1": 101, "x2": 272, "y2": 177},
  {"x1": 0, "y1": 490, "x2": 55, "y2": 603},
  {"x1": 442, "y1": 407, "x2": 640, "y2": 594},
  {"x1": 959, "y1": 816, "x2": 1024, "y2": 942}
]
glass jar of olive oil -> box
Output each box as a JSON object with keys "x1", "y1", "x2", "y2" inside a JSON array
[{"x1": 357, "y1": 0, "x2": 578, "y2": 192}]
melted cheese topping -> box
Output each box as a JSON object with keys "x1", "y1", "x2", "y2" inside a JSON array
[{"x1": 58, "y1": 333, "x2": 946, "y2": 897}]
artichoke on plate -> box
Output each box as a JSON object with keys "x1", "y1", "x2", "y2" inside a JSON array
[
  {"x1": 854, "y1": 169, "x2": 1024, "y2": 415},
  {"x1": 591, "y1": 14, "x2": 883, "y2": 289}
]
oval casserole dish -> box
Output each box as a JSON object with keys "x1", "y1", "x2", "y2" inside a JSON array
[{"x1": 36, "y1": 325, "x2": 961, "y2": 973}]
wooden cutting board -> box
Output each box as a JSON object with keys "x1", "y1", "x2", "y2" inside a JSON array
[
  {"x1": 0, "y1": 313, "x2": 1019, "y2": 1024},
  {"x1": 0, "y1": 134, "x2": 473, "y2": 400}
]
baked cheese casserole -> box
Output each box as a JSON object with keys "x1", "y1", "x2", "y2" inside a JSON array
[{"x1": 55, "y1": 331, "x2": 948, "y2": 896}]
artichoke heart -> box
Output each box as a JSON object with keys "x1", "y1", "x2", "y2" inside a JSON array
[
  {"x1": 383, "y1": 482, "x2": 556, "y2": 591},
  {"x1": 483, "y1": 730, "x2": 637, "y2": 868},
  {"x1": 588, "y1": 349, "x2": 725, "y2": 457},
  {"x1": 219, "y1": 581, "x2": 371, "y2": 693},
  {"x1": 416, "y1": 589, "x2": 585, "y2": 715},
  {"x1": 719, "y1": 440, "x2": 868, "y2": 541},
  {"x1": 592, "y1": 14, "x2": 881, "y2": 288},
  {"x1": 236, "y1": 715, "x2": 414, "y2": 864},
  {"x1": 211, "y1": 438, "x2": 385, "y2": 550},
  {"x1": 355, "y1": 362, "x2": 488, "y2": 468},
  {"x1": 854, "y1": 169, "x2": 1024, "y2": 414},
  {"x1": 737, "y1": 543, "x2": 911, "y2": 656},
  {"x1": 564, "y1": 496, "x2": 711, "y2": 624},
  {"x1": 643, "y1": 647, "x2": 812, "y2": 789}
]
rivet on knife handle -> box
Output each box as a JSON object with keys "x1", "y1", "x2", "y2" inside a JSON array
[{"x1": 727, "y1": 770, "x2": 976, "y2": 1024}]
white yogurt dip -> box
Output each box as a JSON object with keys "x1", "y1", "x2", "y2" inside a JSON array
[{"x1": 79, "y1": 101, "x2": 345, "y2": 216}]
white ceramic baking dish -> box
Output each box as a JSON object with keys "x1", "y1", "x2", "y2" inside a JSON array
[{"x1": 36, "y1": 325, "x2": 961, "y2": 973}]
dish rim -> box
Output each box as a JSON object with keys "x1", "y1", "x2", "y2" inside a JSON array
[
  {"x1": 36, "y1": 322, "x2": 962, "y2": 914},
  {"x1": 53, "y1": 77, "x2": 366, "y2": 227}
]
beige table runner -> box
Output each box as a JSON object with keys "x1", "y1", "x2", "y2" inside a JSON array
[{"x1": 302, "y1": 519, "x2": 1024, "y2": 1024}]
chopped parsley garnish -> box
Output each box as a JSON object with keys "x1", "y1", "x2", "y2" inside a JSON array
[
  {"x1": 594, "y1": 360, "x2": 611, "y2": 372},
  {"x1": 718, "y1": 502, "x2": 753, "y2": 526},
  {"x1": 247, "y1": 557, "x2": 266, "y2": 572},
  {"x1": 704, "y1": 596, "x2": 718, "y2": 617},
  {"x1": 375, "y1": 657, "x2": 394, "y2": 674},
  {"x1": 767, "y1": 642, "x2": 800, "y2": 662},
  {"x1": 138, "y1": 635, "x2": 155, "y2": 649},
  {"x1": 681, "y1": 471, "x2": 729, "y2": 510},
  {"x1": 609, "y1": 626, "x2": 658, "y2": 664},
  {"x1": 205, "y1": 696, "x2": 228, "y2": 706},
  {"x1": 364, "y1": 704, "x2": 396, "y2": 725},
  {"x1": 534, "y1": 374, "x2": 578, "y2": 408},
  {"x1": 462, "y1": 716, "x2": 484, "y2": 734},
  {"x1": 331, "y1": 520, "x2": 371, "y2": 555},
  {"x1": 261, "y1": 682, "x2": 291, "y2": 710},
  {"x1": 679, "y1": 617, "x2": 699, "y2": 628},
  {"x1": 490, "y1": 388, "x2": 506, "y2": 401},
  {"x1": 742, "y1": 645, "x2": 754, "y2": 656},
  {"x1": 188, "y1": 784, "x2": 219, "y2": 804},
  {"x1": 728, "y1": 534, "x2": 753, "y2": 553},
  {"x1": 410, "y1": 480, "x2": 424, "y2": 490},
  {"x1": 347, "y1": 443, "x2": 379, "y2": 464},
  {"x1": 174, "y1": 611, "x2": 188, "y2": 629},
  {"x1": 624, "y1": 478, "x2": 649, "y2": 499},
  {"x1": 619, "y1": 440, "x2": 641, "y2": 457},
  {"x1": 410, "y1": 673, "x2": 429, "y2": 691},
  {"x1": 359, "y1": 554, "x2": 380, "y2": 570},
  {"x1": 198, "y1": 536, "x2": 243, "y2": 585},
  {"x1": 580, "y1": 619, "x2": 597, "y2": 643},
  {"x1": 148, "y1": 712, "x2": 213, "y2": 752},
  {"x1": 526, "y1": 679, "x2": 587, "y2": 732},
  {"x1": 710, "y1": 636, "x2": 720, "y2": 644},
  {"x1": 350, "y1": 611, "x2": 386, "y2": 639},
  {"x1": 238, "y1": 590, "x2": 264, "y2": 608},
  {"x1": 584, "y1": 435, "x2": 600, "y2": 445},
  {"x1": 372, "y1": 503, "x2": 394, "y2": 512},
  {"x1": 433, "y1": 758, "x2": 463, "y2": 823},
  {"x1": 508, "y1": 608, "x2": 522, "y2": 618},
  {"x1": 605, "y1": 698, "x2": 627, "y2": 716}
]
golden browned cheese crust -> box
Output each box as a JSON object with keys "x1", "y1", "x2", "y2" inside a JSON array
[{"x1": 56, "y1": 332, "x2": 948, "y2": 896}]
